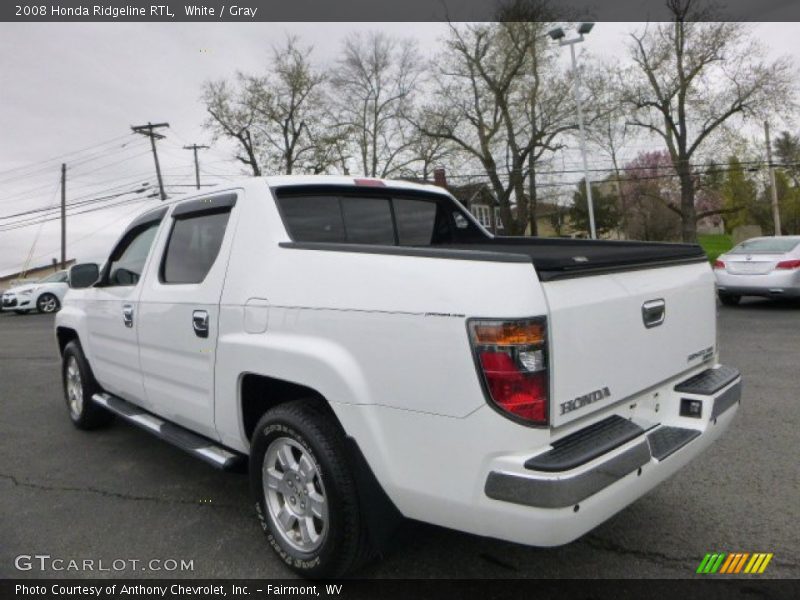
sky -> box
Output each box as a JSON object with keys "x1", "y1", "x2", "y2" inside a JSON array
[{"x1": 0, "y1": 21, "x2": 798, "y2": 277}]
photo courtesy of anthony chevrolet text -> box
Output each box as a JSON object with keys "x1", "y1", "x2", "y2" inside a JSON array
[{"x1": 0, "y1": 0, "x2": 798, "y2": 599}]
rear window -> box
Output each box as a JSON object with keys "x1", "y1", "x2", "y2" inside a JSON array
[
  {"x1": 730, "y1": 238, "x2": 800, "y2": 254},
  {"x1": 275, "y1": 188, "x2": 484, "y2": 246}
]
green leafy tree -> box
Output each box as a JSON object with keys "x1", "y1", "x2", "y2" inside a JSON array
[
  {"x1": 720, "y1": 156, "x2": 758, "y2": 233},
  {"x1": 569, "y1": 179, "x2": 621, "y2": 238},
  {"x1": 775, "y1": 170, "x2": 800, "y2": 235},
  {"x1": 773, "y1": 131, "x2": 800, "y2": 186}
]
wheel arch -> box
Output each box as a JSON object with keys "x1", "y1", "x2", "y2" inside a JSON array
[
  {"x1": 56, "y1": 326, "x2": 80, "y2": 356},
  {"x1": 240, "y1": 372, "x2": 403, "y2": 553},
  {"x1": 239, "y1": 372, "x2": 342, "y2": 442}
]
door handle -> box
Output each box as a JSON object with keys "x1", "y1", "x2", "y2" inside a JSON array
[
  {"x1": 122, "y1": 304, "x2": 134, "y2": 328},
  {"x1": 192, "y1": 310, "x2": 209, "y2": 338}
]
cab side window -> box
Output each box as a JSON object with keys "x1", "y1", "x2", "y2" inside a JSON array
[{"x1": 105, "y1": 222, "x2": 160, "y2": 287}]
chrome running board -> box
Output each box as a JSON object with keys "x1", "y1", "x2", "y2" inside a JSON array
[{"x1": 92, "y1": 393, "x2": 244, "y2": 470}]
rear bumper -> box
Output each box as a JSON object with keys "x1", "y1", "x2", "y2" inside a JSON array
[
  {"x1": 330, "y1": 363, "x2": 741, "y2": 549},
  {"x1": 478, "y1": 366, "x2": 740, "y2": 544},
  {"x1": 715, "y1": 270, "x2": 800, "y2": 297}
]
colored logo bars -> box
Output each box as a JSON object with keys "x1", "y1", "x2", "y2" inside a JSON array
[{"x1": 696, "y1": 552, "x2": 773, "y2": 574}]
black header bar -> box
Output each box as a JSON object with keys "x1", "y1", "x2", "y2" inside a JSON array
[{"x1": 3, "y1": 0, "x2": 800, "y2": 22}]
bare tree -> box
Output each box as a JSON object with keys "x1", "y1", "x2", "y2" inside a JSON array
[
  {"x1": 247, "y1": 36, "x2": 340, "y2": 174},
  {"x1": 587, "y1": 84, "x2": 632, "y2": 235},
  {"x1": 416, "y1": 23, "x2": 525, "y2": 233},
  {"x1": 403, "y1": 111, "x2": 456, "y2": 181},
  {"x1": 330, "y1": 31, "x2": 422, "y2": 178},
  {"x1": 416, "y1": 19, "x2": 588, "y2": 235},
  {"x1": 622, "y1": 0, "x2": 796, "y2": 242},
  {"x1": 202, "y1": 36, "x2": 345, "y2": 176},
  {"x1": 202, "y1": 76, "x2": 262, "y2": 176}
]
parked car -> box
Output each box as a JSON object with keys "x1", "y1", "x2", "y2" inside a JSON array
[
  {"x1": 1, "y1": 270, "x2": 69, "y2": 314},
  {"x1": 55, "y1": 176, "x2": 741, "y2": 577},
  {"x1": 714, "y1": 236, "x2": 800, "y2": 305}
]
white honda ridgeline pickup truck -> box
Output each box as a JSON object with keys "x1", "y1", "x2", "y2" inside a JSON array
[{"x1": 55, "y1": 176, "x2": 741, "y2": 577}]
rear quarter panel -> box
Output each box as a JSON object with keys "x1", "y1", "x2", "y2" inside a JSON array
[{"x1": 214, "y1": 182, "x2": 550, "y2": 451}]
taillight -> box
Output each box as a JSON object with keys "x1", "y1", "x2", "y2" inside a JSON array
[
  {"x1": 713, "y1": 260, "x2": 725, "y2": 269},
  {"x1": 776, "y1": 259, "x2": 800, "y2": 269},
  {"x1": 468, "y1": 318, "x2": 548, "y2": 426}
]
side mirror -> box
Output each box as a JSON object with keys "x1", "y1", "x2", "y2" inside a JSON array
[{"x1": 68, "y1": 263, "x2": 100, "y2": 289}]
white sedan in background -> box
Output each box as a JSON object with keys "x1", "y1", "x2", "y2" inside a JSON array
[
  {"x1": 714, "y1": 236, "x2": 800, "y2": 305},
  {"x1": 0, "y1": 270, "x2": 69, "y2": 314}
]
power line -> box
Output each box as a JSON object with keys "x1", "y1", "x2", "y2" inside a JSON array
[
  {"x1": 0, "y1": 195, "x2": 156, "y2": 234},
  {"x1": 20, "y1": 201, "x2": 152, "y2": 271},
  {"x1": 0, "y1": 173, "x2": 156, "y2": 218},
  {"x1": 0, "y1": 133, "x2": 135, "y2": 179},
  {"x1": 0, "y1": 183, "x2": 152, "y2": 222},
  {"x1": 0, "y1": 146, "x2": 151, "y2": 204}
]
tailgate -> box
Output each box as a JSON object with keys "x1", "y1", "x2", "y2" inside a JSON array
[{"x1": 542, "y1": 261, "x2": 716, "y2": 427}]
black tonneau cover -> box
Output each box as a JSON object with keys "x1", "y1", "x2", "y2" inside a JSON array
[{"x1": 441, "y1": 236, "x2": 707, "y2": 281}]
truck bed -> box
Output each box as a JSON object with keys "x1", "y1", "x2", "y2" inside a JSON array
[{"x1": 281, "y1": 237, "x2": 707, "y2": 281}]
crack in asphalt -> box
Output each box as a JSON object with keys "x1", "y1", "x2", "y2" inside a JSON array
[
  {"x1": 584, "y1": 534, "x2": 799, "y2": 573},
  {"x1": 0, "y1": 473, "x2": 240, "y2": 510},
  {"x1": 583, "y1": 534, "x2": 692, "y2": 569}
]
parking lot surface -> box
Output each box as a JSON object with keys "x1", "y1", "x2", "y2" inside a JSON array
[{"x1": 1, "y1": 300, "x2": 798, "y2": 579}]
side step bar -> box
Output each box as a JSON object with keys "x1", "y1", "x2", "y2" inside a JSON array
[{"x1": 93, "y1": 393, "x2": 245, "y2": 470}]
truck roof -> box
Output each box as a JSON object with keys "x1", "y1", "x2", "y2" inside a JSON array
[{"x1": 264, "y1": 174, "x2": 449, "y2": 195}]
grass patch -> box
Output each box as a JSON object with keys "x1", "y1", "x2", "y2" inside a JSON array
[{"x1": 698, "y1": 234, "x2": 733, "y2": 263}]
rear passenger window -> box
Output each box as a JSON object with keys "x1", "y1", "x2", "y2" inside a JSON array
[
  {"x1": 340, "y1": 197, "x2": 394, "y2": 244},
  {"x1": 393, "y1": 199, "x2": 437, "y2": 245},
  {"x1": 161, "y1": 210, "x2": 231, "y2": 284},
  {"x1": 276, "y1": 190, "x2": 486, "y2": 245},
  {"x1": 278, "y1": 196, "x2": 344, "y2": 242}
]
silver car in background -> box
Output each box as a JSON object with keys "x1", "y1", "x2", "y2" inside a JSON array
[{"x1": 714, "y1": 236, "x2": 800, "y2": 305}]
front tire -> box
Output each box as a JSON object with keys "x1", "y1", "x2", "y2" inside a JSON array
[
  {"x1": 37, "y1": 293, "x2": 60, "y2": 313},
  {"x1": 250, "y1": 400, "x2": 372, "y2": 578},
  {"x1": 718, "y1": 292, "x2": 741, "y2": 306},
  {"x1": 62, "y1": 341, "x2": 113, "y2": 430}
]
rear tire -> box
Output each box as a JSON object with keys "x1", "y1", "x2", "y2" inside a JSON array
[
  {"x1": 250, "y1": 399, "x2": 373, "y2": 578},
  {"x1": 718, "y1": 292, "x2": 741, "y2": 306},
  {"x1": 62, "y1": 341, "x2": 113, "y2": 430}
]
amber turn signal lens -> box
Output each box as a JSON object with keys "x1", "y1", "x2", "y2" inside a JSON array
[{"x1": 472, "y1": 321, "x2": 545, "y2": 345}]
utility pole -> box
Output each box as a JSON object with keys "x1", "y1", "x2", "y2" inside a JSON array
[
  {"x1": 60, "y1": 163, "x2": 66, "y2": 269},
  {"x1": 183, "y1": 144, "x2": 209, "y2": 190},
  {"x1": 764, "y1": 121, "x2": 782, "y2": 236},
  {"x1": 131, "y1": 122, "x2": 169, "y2": 200}
]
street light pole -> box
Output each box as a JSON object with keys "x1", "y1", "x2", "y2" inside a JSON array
[{"x1": 550, "y1": 24, "x2": 597, "y2": 239}]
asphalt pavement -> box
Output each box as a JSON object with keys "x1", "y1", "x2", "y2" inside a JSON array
[{"x1": 0, "y1": 300, "x2": 798, "y2": 579}]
